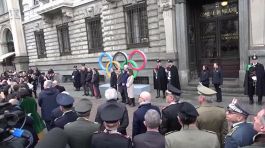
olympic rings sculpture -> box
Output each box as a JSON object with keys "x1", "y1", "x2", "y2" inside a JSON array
[{"x1": 98, "y1": 50, "x2": 147, "y2": 78}]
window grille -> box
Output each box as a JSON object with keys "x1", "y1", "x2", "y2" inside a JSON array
[
  {"x1": 57, "y1": 24, "x2": 71, "y2": 55},
  {"x1": 124, "y1": 2, "x2": 149, "y2": 48},
  {"x1": 34, "y1": 29, "x2": 47, "y2": 58},
  {"x1": 134, "y1": 76, "x2": 149, "y2": 84},
  {"x1": 85, "y1": 16, "x2": 103, "y2": 53}
]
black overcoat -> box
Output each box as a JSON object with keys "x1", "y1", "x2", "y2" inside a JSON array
[
  {"x1": 154, "y1": 66, "x2": 167, "y2": 91},
  {"x1": 169, "y1": 65, "x2": 181, "y2": 90}
]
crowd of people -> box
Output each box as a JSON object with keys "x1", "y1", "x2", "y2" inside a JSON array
[{"x1": 0, "y1": 55, "x2": 264, "y2": 148}]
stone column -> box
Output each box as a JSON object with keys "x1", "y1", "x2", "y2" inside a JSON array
[
  {"x1": 160, "y1": 0, "x2": 177, "y2": 53},
  {"x1": 238, "y1": 0, "x2": 249, "y2": 86},
  {"x1": 6, "y1": 0, "x2": 29, "y2": 71},
  {"x1": 175, "y1": 0, "x2": 189, "y2": 87}
]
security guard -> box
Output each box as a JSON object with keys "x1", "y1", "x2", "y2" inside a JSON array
[
  {"x1": 196, "y1": 84, "x2": 228, "y2": 148},
  {"x1": 91, "y1": 103, "x2": 132, "y2": 148},
  {"x1": 54, "y1": 93, "x2": 78, "y2": 129},
  {"x1": 64, "y1": 98, "x2": 100, "y2": 148},
  {"x1": 224, "y1": 99, "x2": 257, "y2": 148},
  {"x1": 165, "y1": 102, "x2": 220, "y2": 148},
  {"x1": 160, "y1": 83, "x2": 182, "y2": 135}
]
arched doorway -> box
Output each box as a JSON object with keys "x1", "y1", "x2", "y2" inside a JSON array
[{"x1": 0, "y1": 29, "x2": 16, "y2": 72}]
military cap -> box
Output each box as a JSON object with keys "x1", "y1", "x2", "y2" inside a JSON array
[
  {"x1": 166, "y1": 83, "x2": 181, "y2": 96},
  {"x1": 100, "y1": 104, "x2": 123, "y2": 123},
  {"x1": 156, "y1": 59, "x2": 161, "y2": 63},
  {"x1": 179, "y1": 102, "x2": 199, "y2": 117},
  {"x1": 227, "y1": 98, "x2": 250, "y2": 116},
  {"x1": 35, "y1": 128, "x2": 68, "y2": 148},
  {"x1": 197, "y1": 83, "x2": 217, "y2": 96},
  {"x1": 56, "y1": 93, "x2": 74, "y2": 106},
  {"x1": 251, "y1": 54, "x2": 258, "y2": 60},
  {"x1": 81, "y1": 63, "x2": 86, "y2": 66},
  {"x1": 75, "y1": 98, "x2": 92, "y2": 113},
  {"x1": 73, "y1": 65, "x2": 77, "y2": 68},
  {"x1": 167, "y1": 60, "x2": 173, "y2": 63}
]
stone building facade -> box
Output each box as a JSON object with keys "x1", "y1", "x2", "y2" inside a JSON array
[{"x1": 1, "y1": 0, "x2": 265, "y2": 87}]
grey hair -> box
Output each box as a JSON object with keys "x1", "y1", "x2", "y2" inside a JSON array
[
  {"x1": 144, "y1": 109, "x2": 161, "y2": 129},
  {"x1": 105, "y1": 88, "x2": 118, "y2": 100},
  {"x1": 44, "y1": 80, "x2": 53, "y2": 89},
  {"x1": 204, "y1": 95, "x2": 214, "y2": 103}
]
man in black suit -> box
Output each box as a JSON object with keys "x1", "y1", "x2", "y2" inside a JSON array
[
  {"x1": 160, "y1": 84, "x2": 182, "y2": 135},
  {"x1": 52, "y1": 80, "x2": 66, "y2": 93},
  {"x1": 64, "y1": 98, "x2": 99, "y2": 148},
  {"x1": 154, "y1": 60, "x2": 167, "y2": 98},
  {"x1": 80, "y1": 64, "x2": 88, "y2": 96},
  {"x1": 133, "y1": 109, "x2": 165, "y2": 148},
  {"x1": 91, "y1": 103, "x2": 132, "y2": 148},
  {"x1": 72, "y1": 66, "x2": 81, "y2": 91}
]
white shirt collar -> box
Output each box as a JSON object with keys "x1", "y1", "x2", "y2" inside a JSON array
[{"x1": 232, "y1": 121, "x2": 245, "y2": 127}]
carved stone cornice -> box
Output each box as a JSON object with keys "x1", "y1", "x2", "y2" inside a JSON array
[{"x1": 160, "y1": 0, "x2": 174, "y2": 11}]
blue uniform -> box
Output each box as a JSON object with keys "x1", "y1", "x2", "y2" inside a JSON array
[
  {"x1": 54, "y1": 110, "x2": 78, "y2": 129},
  {"x1": 225, "y1": 122, "x2": 257, "y2": 148}
]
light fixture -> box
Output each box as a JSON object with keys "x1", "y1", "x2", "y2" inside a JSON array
[{"x1": 221, "y1": 1, "x2": 228, "y2": 6}]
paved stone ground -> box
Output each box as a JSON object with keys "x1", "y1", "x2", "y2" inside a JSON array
[{"x1": 37, "y1": 82, "x2": 264, "y2": 136}]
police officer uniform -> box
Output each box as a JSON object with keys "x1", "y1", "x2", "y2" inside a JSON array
[
  {"x1": 196, "y1": 84, "x2": 228, "y2": 147},
  {"x1": 64, "y1": 99, "x2": 100, "y2": 148},
  {"x1": 165, "y1": 102, "x2": 220, "y2": 148},
  {"x1": 54, "y1": 93, "x2": 78, "y2": 129},
  {"x1": 91, "y1": 103, "x2": 132, "y2": 148},
  {"x1": 166, "y1": 60, "x2": 181, "y2": 90},
  {"x1": 244, "y1": 55, "x2": 265, "y2": 105},
  {"x1": 160, "y1": 84, "x2": 182, "y2": 135},
  {"x1": 224, "y1": 100, "x2": 257, "y2": 148}
]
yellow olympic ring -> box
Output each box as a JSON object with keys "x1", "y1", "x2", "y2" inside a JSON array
[{"x1": 106, "y1": 61, "x2": 121, "y2": 78}]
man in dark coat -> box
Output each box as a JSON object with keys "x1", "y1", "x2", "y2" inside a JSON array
[
  {"x1": 53, "y1": 93, "x2": 78, "y2": 129},
  {"x1": 242, "y1": 109, "x2": 265, "y2": 148},
  {"x1": 52, "y1": 80, "x2": 66, "y2": 93},
  {"x1": 80, "y1": 64, "x2": 88, "y2": 96},
  {"x1": 91, "y1": 103, "x2": 132, "y2": 148},
  {"x1": 212, "y1": 62, "x2": 223, "y2": 102},
  {"x1": 117, "y1": 65, "x2": 129, "y2": 103},
  {"x1": 154, "y1": 60, "x2": 167, "y2": 98},
  {"x1": 132, "y1": 91, "x2": 160, "y2": 137},
  {"x1": 72, "y1": 66, "x2": 81, "y2": 91},
  {"x1": 38, "y1": 80, "x2": 60, "y2": 130},
  {"x1": 110, "y1": 68, "x2": 118, "y2": 90},
  {"x1": 95, "y1": 88, "x2": 129, "y2": 135},
  {"x1": 64, "y1": 99, "x2": 99, "y2": 148},
  {"x1": 160, "y1": 84, "x2": 182, "y2": 135},
  {"x1": 244, "y1": 55, "x2": 265, "y2": 105},
  {"x1": 166, "y1": 60, "x2": 181, "y2": 90},
  {"x1": 134, "y1": 109, "x2": 165, "y2": 148},
  {"x1": 86, "y1": 68, "x2": 94, "y2": 96}
]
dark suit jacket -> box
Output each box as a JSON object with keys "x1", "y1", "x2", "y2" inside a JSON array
[
  {"x1": 95, "y1": 99, "x2": 129, "y2": 135},
  {"x1": 54, "y1": 85, "x2": 66, "y2": 93},
  {"x1": 132, "y1": 103, "x2": 160, "y2": 137},
  {"x1": 91, "y1": 131, "x2": 132, "y2": 148},
  {"x1": 133, "y1": 131, "x2": 165, "y2": 148},
  {"x1": 160, "y1": 103, "x2": 182, "y2": 135},
  {"x1": 64, "y1": 118, "x2": 100, "y2": 148},
  {"x1": 110, "y1": 71, "x2": 117, "y2": 89},
  {"x1": 54, "y1": 110, "x2": 78, "y2": 129}
]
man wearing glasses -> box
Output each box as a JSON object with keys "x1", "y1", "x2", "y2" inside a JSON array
[{"x1": 224, "y1": 99, "x2": 257, "y2": 148}]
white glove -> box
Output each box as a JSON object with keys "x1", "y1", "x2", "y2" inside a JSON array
[{"x1": 252, "y1": 76, "x2": 257, "y2": 81}]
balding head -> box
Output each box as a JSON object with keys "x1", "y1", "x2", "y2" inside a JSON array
[
  {"x1": 254, "y1": 109, "x2": 265, "y2": 132},
  {"x1": 139, "y1": 91, "x2": 152, "y2": 104},
  {"x1": 44, "y1": 80, "x2": 53, "y2": 89},
  {"x1": 52, "y1": 80, "x2": 58, "y2": 87},
  {"x1": 105, "y1": 88, "x2": 117, "y2": 100}
]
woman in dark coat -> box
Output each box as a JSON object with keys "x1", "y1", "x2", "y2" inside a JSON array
[
  {"x1": 200, "y1": 65, "x2": 210, "y2": 87},
  {"x1": 92, "y1": 68, "x2": 101, "y2": 99}
]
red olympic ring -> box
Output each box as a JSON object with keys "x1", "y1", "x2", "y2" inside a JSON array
[{"x1": 128, "y1": 50, "x2": 147, "y2": 71}]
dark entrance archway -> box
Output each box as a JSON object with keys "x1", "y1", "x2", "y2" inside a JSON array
[
  {"x1": 2, "y1": 29, "x2": 16, "y2": 72},
  {"x1": 187, "y1": 0, "x2": 239, "y2": 78}
]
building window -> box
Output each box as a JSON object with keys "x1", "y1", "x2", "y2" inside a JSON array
[
  {"x1": 85, "y1": 16, "x2": 103, "y2": 53},
  {"x1": 124, "y1": 2, "x2": 149, "y2": 48},
  {"x1": 57, "y1": 24, "x2": 71, "y2": 55},
  {"x1": 34, "y1": 30, "x2": 47, "y2": 58},
  {"x1": 0, "y1": 0, "x2": 8, "y2": 15},
  {"x1": 33, "y1": 0, "x2": 39, "y2": 5}
]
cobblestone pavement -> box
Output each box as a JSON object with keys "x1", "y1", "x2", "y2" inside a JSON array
[{"x1": 37, "y1": 82, "x2": 264, "y2": 136}]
